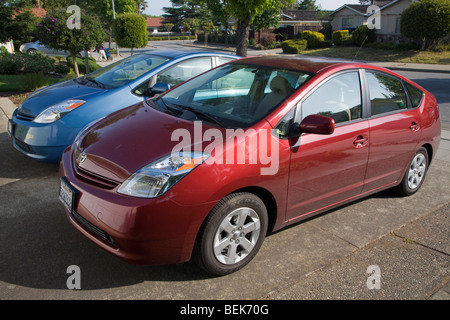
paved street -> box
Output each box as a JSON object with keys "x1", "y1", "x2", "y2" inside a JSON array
[{"x1": 0, "y1": 42, "x2": 448, "y2": 302}]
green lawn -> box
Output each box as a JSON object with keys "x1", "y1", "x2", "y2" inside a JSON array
[
  {"x1": 0, "y1": 74, "x2": 62, "y2": 92},
  {"x1": 299, "y1": 47, "x2": 450, "y2": 65}
]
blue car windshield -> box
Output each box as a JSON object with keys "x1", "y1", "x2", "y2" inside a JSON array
[{"x1": 79, "y1": 54, "x2": 171, "y2": 89}]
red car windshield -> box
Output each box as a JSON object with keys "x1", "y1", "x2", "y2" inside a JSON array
[{"x1": 156, "y1": 63, "x2": 311, "y2": 128}]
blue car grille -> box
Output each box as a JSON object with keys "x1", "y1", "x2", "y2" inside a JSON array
[
  {"x1": 14, "y1": 139, "x2": 32, "y2": 153},
  {"x1": 16, "y1": 112, "x2": 35, "y2": 122}
]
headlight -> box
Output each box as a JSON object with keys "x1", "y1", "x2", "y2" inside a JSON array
[
  {"x1": 118, "y1": 151, "x2": 209, "y2": 198},
  {"x1": 34, "y1": 100, "x2": 85, "y2": 123}
]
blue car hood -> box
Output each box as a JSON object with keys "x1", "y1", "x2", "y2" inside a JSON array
[{"x1": 19, "y1": 79, "x2": 105, "y2": 117}]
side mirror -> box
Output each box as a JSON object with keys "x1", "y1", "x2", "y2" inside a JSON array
[
  {"x1": 151, "y1": 82, "x2": 171, "y2": 95},
  {"x1": 290, "y1": 114, "x2": 335, "y2": 137}
]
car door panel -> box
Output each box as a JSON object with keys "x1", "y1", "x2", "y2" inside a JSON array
[
  {"x1": 362, "y1": 70, "x2": 421, "y2": 192},
  {"x1": 286, "y1": 121, "x2": 370, "y2": 221},
  {"x1": 363, "y1": 110, "x2": 421, "y2": 192},
  {"x1": 285, "y1": 70, "x2": 369, "y2": 222}
]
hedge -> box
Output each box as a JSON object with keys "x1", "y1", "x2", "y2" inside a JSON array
[
  {"x1": 148, "y1": 35, "x2": 196, "y2": 41},
  {"x1": 351, "y1": 25, "x2": 375, "y2": 46},
  {"x1": 0, "y1": 52, "x2": 55, "y2": 74},
  {"x1": 332, "y1": 30, "x2": 350, "y2": 46},
  {"x1": 281, "y1": 40, "x2": 308, "y2": 54},
  {"x1": 300, "y1": 30, "x2": 325, "y2": 49}
]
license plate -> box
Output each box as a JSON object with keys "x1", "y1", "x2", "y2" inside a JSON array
[
  {"x1": 7, "y1": 119, "x2": 13, "y2": 137},
  {"x1": 59, "y1": 177, "x2": 77, "y2": 212}
]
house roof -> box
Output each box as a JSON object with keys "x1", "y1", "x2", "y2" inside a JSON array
[
  {"x1": 146, "y1": 17, "x2": 162, "y2": 28},
  {"x1": 31, "y1": 8, "x2": 46, "y2": 18},
  {"x1": 281, "y1": 10, "x2": 331, "y2": 22},
  {"x1": 329, "y1": 0, "x2": 396, "y2": 16}
]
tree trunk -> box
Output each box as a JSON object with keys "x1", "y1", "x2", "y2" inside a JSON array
[
  {"x1": 72, "y1": 54, "x2": 80, "y2": 78},
  {"x1": 85, "y1": 50, "x2": 90, "y2": 74},
  {"x1": 236, "y1": 17, "x2": 251, "y2": 57}
]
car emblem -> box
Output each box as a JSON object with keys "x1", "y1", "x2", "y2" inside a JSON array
[{"x1": 78, "y1": 152, "x2": 87, "y2": 164}]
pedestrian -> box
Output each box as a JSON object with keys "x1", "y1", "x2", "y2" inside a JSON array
[{"x1": 97, "y1": 44, "x2": 107, "y2": 62}]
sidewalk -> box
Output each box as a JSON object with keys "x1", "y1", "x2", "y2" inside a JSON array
[{"x1": 265, "y1": 202, "x2": 449, "y2": 300}]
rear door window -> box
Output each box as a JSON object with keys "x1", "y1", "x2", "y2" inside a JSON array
[{"x1": 366, "y1": 71, "x2": 407, "y2": 116}]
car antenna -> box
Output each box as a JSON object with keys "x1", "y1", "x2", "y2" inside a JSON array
[{"x1": 353, "y1": 35, "x2": 369, "y2": 61}]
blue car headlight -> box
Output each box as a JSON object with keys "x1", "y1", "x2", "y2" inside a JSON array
[{"x1": 34, "y1": 100, "x2": 86, "y2": 123}]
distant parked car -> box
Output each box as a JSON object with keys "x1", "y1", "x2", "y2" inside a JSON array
[
  {"x1": 58, "y1": 55, "x2": 441, "y2": 276},
  {"x1": 19, "y1": 41, "x2": 90, "y2": 56},
  {"x1": 8, "y1": 50, "x2": 239, "y2": 162}
]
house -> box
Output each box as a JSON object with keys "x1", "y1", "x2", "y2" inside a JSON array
[
  {"x1": 146, "y1": 17, "x2": 163, "y2": 34},
  {"x1": 329, "y1": 0, "x2": 416, "y2": 42},
  {"x1": 280, "y1": 10, "x2": 330, "y2": 32},
  {"x1": 250, "y1": 9, "x2": 332, "y2": 42}
]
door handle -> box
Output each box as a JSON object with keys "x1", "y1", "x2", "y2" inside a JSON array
[
  {"x1": 353, "y1": 135, "x2": 368, "y2": 148},
  {"x1": 410, "y1": 122, "x2": 420, "y2": 131}
]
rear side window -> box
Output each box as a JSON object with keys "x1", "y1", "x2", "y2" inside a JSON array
[
  {"x1": 366, "y1": 71, "x2": 407, "y2": 116},
  {"x1": 156, "y1": 57, "x2": 213, "y2": 86},
  {"x1": 405, "y1": 82, "x2": 424, "y2": 108}
]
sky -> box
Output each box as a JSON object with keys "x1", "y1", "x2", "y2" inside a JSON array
[{"x1": 144, "y1": 0, "x2": 358, "y2": 17}]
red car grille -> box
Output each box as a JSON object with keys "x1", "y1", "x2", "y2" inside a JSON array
[
  {"x1": 74, "y1": 165, "x2": 119, "y2": 190},
  {"x1": 70, "y1": 210, "x2": 116, "y2": 246}
]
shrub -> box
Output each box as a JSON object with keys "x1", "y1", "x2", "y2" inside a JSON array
[
  {"x1": 260, "y1": 33, "x2": 277, "y2": 49},
  {"x1": 301, "y1": 30, "x2": 325, "y2": 49},
  {"x1": 54, "y1": 63, "x2": 70, "y2": 75},
  {"x1": 0, "y1": 52, "x2": 22, "y2": 74},
  {"x1": 22, "y1": 52, "x2": 55, "y2": 74},
  {"x1": 281, "y1": 40, "x2": 308, "y2": 54},
  {"x1": 351, "y1": 25, "x2": 375, "y2": 46},
  {"x1": 400, "y1": 0, "x2": 450, "y2": 50},
  {"x1": 332, "y1": 30, "x2": 350, "y2": 46},
  {"x1": 431, "y1": 42, "x2": 450, "y2": 52},
  {"x1": 66, "y1": 56, "x2": 101, "y2": 74},
  {"x1": 0, "y1": 52, "x2": 56, "y2": 74},
  {"x1": 114, "y1": 13, "x2": 148, "y2": 54}
]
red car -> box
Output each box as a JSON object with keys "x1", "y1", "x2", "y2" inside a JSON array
[{"x1": 59, "y1": 56, "x2": 441, "y2": 275}]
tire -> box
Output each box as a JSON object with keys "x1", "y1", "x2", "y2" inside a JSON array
[
  {"x1": 27, "y1": 48, "x2": 37, "y2": 54},
  {"x1": 396, "y1": 147, "x2": 429, "y2": 196},
  {"x1": 194, "y1": 192, "x2": 268, "y2": 276}
]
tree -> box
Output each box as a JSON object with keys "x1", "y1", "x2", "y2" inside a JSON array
[
  {"x1": 400, "y1": 0, "x2": 450, "y2": 50},
  {"x1": 9, "y1": 9, "x2": 40, "y2": 51},
  {"x1": 200, "y1": 20, "x2": 214, "y2": 46},
  {"x1": 36, "y1": 8, "x2": 106, "y2": 77},
  {"x1": 298, "y1": 0, "x2": 318, "y2": 11},
  {"x1": 164, "y1": 23, "x2": 174, "y2": 40},
  {"x1": 163, "y1": 0, "x2": 211, "y2": 31},
  {"x1": 135, "y1": 0, "x2": 148, "y2": 15},
  {"x1": 206, "y1": 0, "x2": 232, "y2": 44},
  {"x1": 224, "y1": 0, "x2": 294, "y2": 57},
  {"x1": 113, "y1": 12, "x2": 148, "y2": 55},
  {"x1": 0, "y1": 1, "x2": 15, "y2": 43}
]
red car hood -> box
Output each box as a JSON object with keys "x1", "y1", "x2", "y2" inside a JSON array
[{"x1": 74, "y1": 101, "x2": 218, "y2": 182}]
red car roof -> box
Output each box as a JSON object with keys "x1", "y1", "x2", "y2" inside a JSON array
[{"x1": 232, "y1": 55, "x2": 359, "y2": 74}]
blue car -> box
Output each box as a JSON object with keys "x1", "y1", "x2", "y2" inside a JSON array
[{"x1": 8, "y1": 50, "x2": 238, "y2": 163}]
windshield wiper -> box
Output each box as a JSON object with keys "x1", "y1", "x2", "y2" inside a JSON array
[
  {"x1": 163, "y1": 100, "x2": 225, "y2": 128},
  {"x1": 85, "y1": 77, "x2": 105, "y2": 89}
]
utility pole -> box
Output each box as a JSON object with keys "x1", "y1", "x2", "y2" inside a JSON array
[{"x1": 112, "y1": 0, "x2": 120, "y2": 56}]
